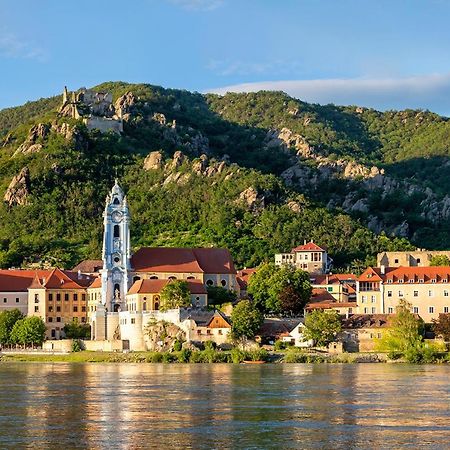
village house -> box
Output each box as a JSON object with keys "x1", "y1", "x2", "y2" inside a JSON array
[
  {"x1": 236, "y1": 267, "x2": 257, "y2": 298},
  {"x1": 181, "y1": 310, "x2": 232, "y2": 346},
  {"x1": 275, "y1": 241, "x2": 332, "y2": 274},
  {"x1": 357, "y1": 266, "x2": 450, "y2": 322},
  {"x1": 306, "y1": 288, "x2": 357, "y2": 316}
]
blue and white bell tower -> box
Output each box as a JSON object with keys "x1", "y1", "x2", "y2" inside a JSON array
[{"x1": 100, "y1": 180, "x2": 131, "y2": 312}]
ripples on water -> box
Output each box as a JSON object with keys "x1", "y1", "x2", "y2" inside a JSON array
[{"x1": 0, "y1": 363, "x2": 449, "y2": 449}]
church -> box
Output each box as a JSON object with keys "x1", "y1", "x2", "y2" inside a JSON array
[{"x1": 88, "y1": 181, "x2": 237, "y2": 350}]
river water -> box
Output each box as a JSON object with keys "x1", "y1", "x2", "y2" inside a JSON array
[{"x1": 0, "y1": 363, "x2": 448, "y2": 449}]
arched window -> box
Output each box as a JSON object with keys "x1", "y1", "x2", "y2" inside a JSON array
[
  {"x1": 206, "y1": 279, "x2": 214, "y2": 286},
  {"x1": 221, "y1": 279, "x2": 227, "y2": 287},
  {"x1": 150, "y1": 275, "x2": 158, "y2": 280},
  {"x1": 114, "y1": 225, "x2": 120, "y2": 238},
  {"x1": 143, "y1": 302, "x2": 147, "y2": 311},
  {"x1": 187, "y1": 276, "x2": 195, "y2": 280},
  {"x1": 168, "y1": 276, "x2": 177, "y2": 280},
  {"x1": 133, "y1": 276, "x2": 141, "y2": 283},
  {"x1": 113, "y1": 197, "x2": 120, "y2": 205},
  {"x1": 154, "y1": 302, "x2": 159, "y2": 311}
]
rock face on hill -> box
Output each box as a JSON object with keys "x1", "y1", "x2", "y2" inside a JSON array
[{"x1": 4, "y1": 167, "x2": 30, "y2": 206}]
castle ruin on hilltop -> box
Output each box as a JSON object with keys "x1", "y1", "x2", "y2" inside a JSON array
[{"x1": 59, "y1": 86, "x2": 124, "y2": 134}]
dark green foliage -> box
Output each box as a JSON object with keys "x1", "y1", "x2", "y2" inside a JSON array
[
  {"x1": 0, "y1": 309, "x2": 24, "y2": 345},
  {"x1": 207, "y1": 286, "x2": 237, "y2": 305},
  {"x1": 0, "y1": 82, "x2": 448, "y2": 272},
  {"x1": 159, "y1": 280, "x2": 191, "y2": 311},
  {"x1": 63, "y1": 320, "x2": 91, "y2": 339},
  {"x1": 231, "y1": 300, "x2": 263, "y2": 340},
  {"x1": 9, "y1": 316, "x2": 46, "y2": 347}
]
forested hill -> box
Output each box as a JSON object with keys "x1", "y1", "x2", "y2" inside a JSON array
[{"x1": 0, "y1": 81, "x2": 449, "y2": 271}]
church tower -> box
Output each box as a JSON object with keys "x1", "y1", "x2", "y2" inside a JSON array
[{"x1": 100, "y1": 180, "x2": 131, "y2": 312}]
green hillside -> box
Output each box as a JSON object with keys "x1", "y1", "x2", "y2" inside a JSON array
[{"x1": 2, "y1": 81, "x2": 449, "y2": 271}]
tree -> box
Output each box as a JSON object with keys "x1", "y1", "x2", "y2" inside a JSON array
[
  {"x1": 430, "y1": 255, "x2": 450, "y2": 266},
  {"x1": 231, "y1": 300, "x2": 263, "y2": 340},
  {"x1": 247, "y1": 262, "x2": 277, "y2": 311},
  {"x1": 63, "y1": 319, "x2": 91, "y2": 339},
  {"x1": 206, "y1": 286, "x2": 237, "y2": 305},
  {"x1": 247, "y1": 262, "x2": 311, "y2": 314},
  {"x1": 160, "y1": 280, "x2": 191, "y2": 311},
  {"x1": 0, "y1": 309, "x2": 24, "y2": 346},
  {"x1": 432, "y1": 313, "x2": 450, "y2": 341},
  {"x1": 10, "y1": 316, "x2": 46, "y2": 348},
  {"x1": 377, "y1": 300, "x2": 424, "y2": 354},
  {"x1": 303, "y1": 310, "x2": 342, "y2": 347}
]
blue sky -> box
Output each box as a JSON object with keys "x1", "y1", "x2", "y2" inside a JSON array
[{"x1": 1, "y1": 0, "x2": 450, "y2": 114}]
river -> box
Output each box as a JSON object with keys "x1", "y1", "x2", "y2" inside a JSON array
[{"x1": 0, "y1": 363, "x2": 448, "y2": 449}]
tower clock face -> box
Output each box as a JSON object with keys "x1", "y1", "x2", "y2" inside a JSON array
[{"x1": 111, "y1": 211, "x2": 123, "y2": 223}]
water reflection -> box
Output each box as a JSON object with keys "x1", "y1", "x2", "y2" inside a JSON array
[{"x1": 0, "y1": 363, "x2": 449, "y2": 449}]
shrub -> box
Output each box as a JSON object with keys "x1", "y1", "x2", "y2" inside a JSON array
[
  {"x1": 274, "y1": 340, "x2": 286, "y2": 351},
  {"x1": 162, "y1": 352, "x2": 177, "y2": 363},
  {"x1": 231, "y1": 347, "x2": 245, "y2": 364},
  {"x1": 177, "y1": 348, "x2": 192, "y2": 363},
  {"x1": 173, "y1": 340, "x2": 182, "y2": 352},
  {"x1": 148, "y1": 352, "x2": 164, "y2": 363},
  {"x1": 71, "y1": 339, "x2": 82, "y2": 352}
]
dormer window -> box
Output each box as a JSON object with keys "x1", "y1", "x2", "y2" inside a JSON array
[
  {"x1": 431, "y1": 279, "x2": 436, "y2": 283},
  {"x1": 387, "y1": 279, "x2": 392, "y2": 284},
  {"x1": 398, "y1": 279, "x2": 404, "y2": 284},
  {"x1": 419, "y1": 279, "x2": 424, "y2": 283},
  {"x1": 443, "y1": 279, "x2": 448, "y2": 283},
  {"x1": 409, "y1": 279, "x2": 414, "y2": 283}
]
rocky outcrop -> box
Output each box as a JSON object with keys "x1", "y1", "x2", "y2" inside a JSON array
[
  {"x1": 14, "y1": 123, "x2": 49, "y2": 156},
  {"x1": 192, "y1": 154, "x2": 209, "y2": 174},
  {"x1": 184, "y1": 131, "x2": 209, "y2": 155},
  {"x1": 51, "y1": 122, "x2": 87, "y2": 151},
  {"x1": 4, "y1": 167, "x2": 30, "y2": 206},
  {"x1": 143, "y1": 151, "x2": 164, "y2": 170},
  {"x1": 152, "y1": 113, "x2": 167, "y2": 125},
  {"x1": 171, "y1": 151, "x2": 185, "y2": 170},
  {"x1": 114, "y1": 91, "x2": 136, "y2": 119},
  {"x1": 238, "y1": 187, "x2": 265, "y2": 212},
  {"x1": 144, "y1": 320, "x2": 185, "y2": 352}
]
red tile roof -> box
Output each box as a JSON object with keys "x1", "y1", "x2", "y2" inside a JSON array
[
  {"x1": 311, "y1": 273, "x2": 356, "y2": 285},
  {"x1": 88, "y1": 277, "x2": 102, "y2": 289},
  {"x1": 131, "y1": 247, "x2": 236, "y2": 274},
  {"x1": 127, "y1": 278, "x2": 207, "y2": 295},
  {"x1": 359, "y1": 266, "x2": 450, "y2": 284},
  {"x1": 0, "y1": 269, "x2": 93, "y2": 292},
  {"x1": 72, "y1": 259, "x2": 103, "y2": 273},
  {"x1": 236, "y1": 268, "x2": 257, "y2": 290},
  {"x1": 292, "y1": 242, "x2": 325, "y2": 252},
  {"x1": 306, "y1": 288, "x2": 356, "y2": 310},
  {"x1": 358, "y1": 267, "x2": 383, "y2": 282}
]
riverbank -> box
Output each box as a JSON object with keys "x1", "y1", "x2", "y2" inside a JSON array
[{"x1": 0, "y1": 349, "x2": 398, "y2": 364}]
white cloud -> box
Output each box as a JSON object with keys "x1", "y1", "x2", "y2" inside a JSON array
[
  {"x1": 0, "y1": 30, "x2": 47, "y2": 62},
  {"x1": 168, "y1": 0, "x2": 224, "y2": 11},
  {"x1": 207, "y1": 73, "x2": 450, "y2": 115}
]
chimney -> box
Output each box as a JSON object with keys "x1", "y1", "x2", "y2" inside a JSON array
[
  {"x1": 304, "y1": 239, "x2": 307, "y2": 245},
  {"x1": 78, "y1": 270, "x2": 81, "y2": 280},
  {"x1": 380, "y1": 265, "x2": 386, "y2": 275}
]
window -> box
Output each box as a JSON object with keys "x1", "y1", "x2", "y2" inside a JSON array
[
  {"x1": 445, "y1": 290, "x2": 449, "y2": 297},
  {"x1": 428, "y1": 290, "x2": 434, "y2": 297},
  {"x1": 168, "y1": 276, "x2": 177, "y2": 280},
  {"x1": 221, "y1": 280, "x2": 227, "y2": 287},
  {"x1": 444, "y1": 306, "x2": 449, "y2": 313},
  {"x1": 371, "y1": 307, "x2": 376, "y2": 313},
  {"x1": 197, "y1": 330, "x2": 201, "y2": 335},
  {"x1": 371, "y1": 296, "x2": 376, "y2": 303},
  {"x1": 81, "y1": 294, "x2": 86, "y2": 302},
  {"x1": 364, "y1": 307, "x2": 368, "y2": 313},
  {"x1": 218, "y1": 329, "x2": 223, "y2": 335},
  {"x1": 73, "y1": 306, "x2": 78, "y2": 312},
  {"x1": 34, "y1": 306, "x2": 39, "y2": 312},
  {"x1": 398, "y1": 279, "x2": 404, "y2": 284},
  {"x1": 154, "y1": 302, "x2": 159, "y2": 311},
  {"x1": 133, "y1": 276, "x2": 141, "y2": 283},
  {"x1": 34, "y1": 294, "x2": 39, "y2": 303},
  {"x1": 418, "y1": 279, "x2": 424, "y2": 283},
  {"x1": 348, "y1": 308, "x2": 353, "y2": 314},
  {"x1": 387, "y1": 279, "x2": 392, "y2": 284},
  {"x1": 377, "y1": 333, "x2": 382, "y2": 339},
  {"x1": 361, "y1": 295, "x2": 366, "y2": 303},
  {"x1": 64, "y1": 293, "x2": 69, "y2": 301},
  {"x1": 2, "y1": 298, "x2": 5, "y2": 303},
  {"x1": 56, "y1": 293, "x2": 61, "y2": 301},
  {"x1": 143, "y1": 302, "x2": 147, "y2": 311},
  {"x1": 131, "y1": 318, "x2": 135, "y2": 324},
  {"x1": 114, "y1": 225, "x2": 120, "y2": 238},
  {"x1": 431, "y1": 279, "x2": 436, "y2": 283},
  {"x1": 81, "y1": 317, "x2": 86, "y2": 323},
  {"x1": 48, "y1": 317, "x2": 53, "y2": 323},
  {"x1": 56, "y1": 306, "x2": 61, "y2": 312},
  {"x1": 206, "y1": 329, "x2": 211, "y2": 335},
  {"x1": 388, "y1": 307, "x2": 394, "y2": 314},
  {"x1": 56, "y1": 317, "x2": 61, "y2": 322},
  {"x1": 327, "y1": 287, "x2": 333, "y2": 292},
  {"x1": 387, "y1": 291, "x2": 392, "y2": 297},
  {"x1": 409, "y1": 279, "x2": 414, "y2": 283},
  {"x1": 48, "y1": 306, "x2": 53, "y2": 312},
  {"x1": 15, "y1": 298, "x2": 19, "y2": 303},
  {"x1": 206, "y1": 279, "x2": 214, "y2": 286},
  {"x1": 398, "y1": 291, "x2": 404, "y2": 297},
  {"x1": 81, "y1": 306, "x2": 86, "y2": 312},
  {"x1": 414, "y1": 291, "x2": 419, "y2": 297},
  {"x1": 150, "y1": 276, "x2": 158, "y2": 280},
  {"x1": 429, "y1": 306, "x2": 434, "y2": 314},
  {"x1": 74, "y1": 294, "x2": 78, "y2": 301},
  {"x1": 417, "y1": 258, "x2": 421, "y2": 263},
  {"x1": 51, "y1": 329, "x2": 56, "y2": 338},
  {"x1": 394, "y1": 259, "x2": 399, "y2": 264},
  {"x1": 413, "y1": 306, "x2": 419, "y2": 314}
]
